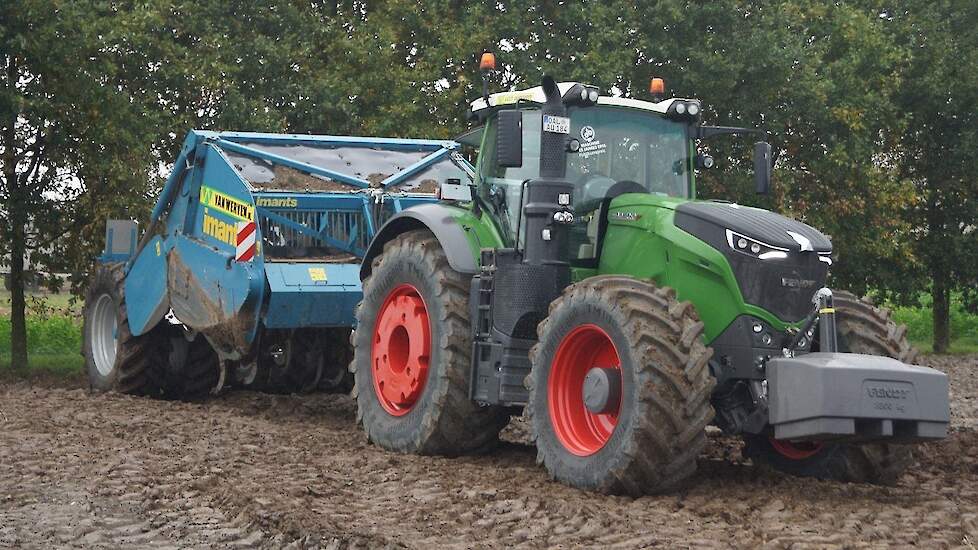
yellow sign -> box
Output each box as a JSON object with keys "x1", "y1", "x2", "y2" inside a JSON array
[
  {"x1": 200, "y1": 185, "x2": 254, "y2": 221},
  {"x1": 202, "y1": 213, "x2": 237, "y2": 247},
  {"x1": 492, "y1": 90, "x2": 537, "y2": 106},
  {"x1": 308, "y1": 267, "x2": 327, "y2": 282}
]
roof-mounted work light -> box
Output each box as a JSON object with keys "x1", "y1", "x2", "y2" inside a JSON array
[
  {"x1": 667, "y1": 100, "x2": 703, "y2": 123},
  {"x1": 563, "y1": 83, "x2": 600, "y2": 106},
  {"x1": 480, "y1": 52, "x2": 496, "y2": 104},
  {"x1": 649, "y1": 77, "x2": 665, "y2": 100}
]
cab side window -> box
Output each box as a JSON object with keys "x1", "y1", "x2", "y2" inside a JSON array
[{"x1": 476, "y1": 110, "x2": 542, "y2": 247}]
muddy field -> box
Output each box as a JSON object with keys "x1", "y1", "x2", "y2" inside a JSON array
[{"x1": 1, "y1": 356, "x2": 976, "y2": 549}]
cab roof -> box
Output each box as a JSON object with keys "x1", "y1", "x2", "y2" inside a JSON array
[{"x1": 468, "y1": 81, "x2": 692, "y2": 115}]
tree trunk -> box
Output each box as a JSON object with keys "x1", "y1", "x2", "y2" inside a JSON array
[
  {"x1": 3, "y1": 54, "x2": 28, "y2": 369},
  {"x1": 8, "y1": 222, "x2": 28, "y2": 369},
  {"x1": 932, "y1": 271, "x2": 951, "y2": 354}
]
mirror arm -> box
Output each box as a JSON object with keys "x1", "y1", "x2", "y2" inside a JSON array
[
  {"x1": 754, "y1": 141, "x2": 773, "y2": 195},
  {"x1": 696, "y1": 126, "x2": 767, "y2": 140}
]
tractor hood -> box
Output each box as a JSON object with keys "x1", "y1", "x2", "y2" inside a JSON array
[
  {"x1": 674, "y1": 201, "x2": 832, "y2": 254},
  {"x1": 672, "y1": 200, "x2": 833, "y2": 323}
]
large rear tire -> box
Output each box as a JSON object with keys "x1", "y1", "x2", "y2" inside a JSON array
[
  {"x1": 745, "y1": 290, "x2": 916, "y2": 484},
  {"x1": 528, "y1": 276, "x2": 716, "y2": 495},
  {"x1": 351, "y1": 230, "x2": 509, "y2": 455},
  {"x1": 82, "y1": 264, "x2": 166, "y2": 395}
]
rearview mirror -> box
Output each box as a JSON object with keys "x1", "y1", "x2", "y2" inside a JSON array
[
  {"x1": 754, "y1": 141, "x2": 772, "y2": 195},
  {"x1": 497, "y1": 110, "x2": 523, "y2": 168}
]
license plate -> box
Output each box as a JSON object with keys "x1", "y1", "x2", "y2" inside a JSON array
[{"x1": 543, "y1": 115, "x2": 570, "y2": 134}]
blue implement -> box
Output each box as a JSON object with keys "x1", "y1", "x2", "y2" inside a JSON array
[{"x1": 101, "y1": 130, "x2": 464, "y2": 360}]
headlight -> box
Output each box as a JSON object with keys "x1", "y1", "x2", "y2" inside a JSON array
[
  {"x1": 667, "y1": 100, "x2": 703, "y2": 122},
  {"x1": 564, "y1": 84, "x2": 601, "y2": 106},
  {"x1": 725, "y1": 229, "x2": 789, "y2": 260}
]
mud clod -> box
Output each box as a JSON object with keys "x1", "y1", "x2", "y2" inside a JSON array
[{"x1": 0, "y1": 355, "x2": 975, "y2": 548}]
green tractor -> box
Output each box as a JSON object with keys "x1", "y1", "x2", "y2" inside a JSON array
[{"x1": 351, "y1": 63, "x2": 949, "y2": 494}]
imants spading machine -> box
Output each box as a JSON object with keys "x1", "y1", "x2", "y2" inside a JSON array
[{"x1": 86, "y1": 130, "x2": 468, "y2": 395}]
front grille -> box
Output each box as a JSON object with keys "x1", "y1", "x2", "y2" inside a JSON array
[{"x1": 732, "y1": 252, "x2": 828, "y2": 322}]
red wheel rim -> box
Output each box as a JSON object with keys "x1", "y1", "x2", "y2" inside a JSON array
[
  {"x1": 769, "y1": 437, "x2": 823, "y2": 460},
  {"x1": 548, "y1": 324, "x2": 622, "y2": 456},
  {"x1": 371, "y1": 284, "x2": 431, "y2": 416}
]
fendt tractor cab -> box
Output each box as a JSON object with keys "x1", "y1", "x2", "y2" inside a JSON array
[{"x1": 351, "y1": 54, "x2": 950, "y2": 493}]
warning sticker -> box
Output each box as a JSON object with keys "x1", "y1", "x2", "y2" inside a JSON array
[
  {"x1": 543, "y1": 115, "x2": 571, "y2": 134},
  {"x1": 308, "y1": 267, "x2": 327, "y2": 282},
  {"x1": 200, "y1": 185, "x2": 254, "y2": 221},
  {"x1": 235, "y1": 221, "x2": 257, "y2": 262},
  {"x1": 578, "y1": 125, "x2": 607, "y2": 159}
]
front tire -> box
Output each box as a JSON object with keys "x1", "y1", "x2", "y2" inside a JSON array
[
  {"x1": 82, "y1": 264, "x2": 166, "y2": 395},
  {"x1": 351, "y1": 230, "x2": 509, "y2": 455},
  {"x1": 528, "y1": 276, "x2": 715, "y2": 495},
  {"x1": 745, "y1": 290, "x2": 916, "y2": 484}
]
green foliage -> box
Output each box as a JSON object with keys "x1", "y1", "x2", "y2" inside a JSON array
[
  {"x1": 0, "y1": 315, "x2": 80, "y2": 357},
  {"x1": 0, "y1": 290, "x2": 82, "y2": 373},
  {"x1": 889, "y1": 294, "x2": 978, "y2": 354},
  {"x1": 0, "y1": 289, "x2": 83, "y2": 372},
  {"x1": 881, "y1": 1, "x2": 978, "y2": 351}
]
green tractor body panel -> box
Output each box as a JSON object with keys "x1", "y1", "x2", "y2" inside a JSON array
[
  {"x1": 448, "y1": 188, "x2": 799, "y2": 343},
  {"x1": 598, "y1": 193, "x2": 795, "y2": 342},
  {"x1": 447, "y1": 204, "x2": 508, "y2": 260}
]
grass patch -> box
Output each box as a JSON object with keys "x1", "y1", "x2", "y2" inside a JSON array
[
  {"x1": 0, "y1": 314, "x2": 84, "y2": 376},
  {"x1": 0, "y1": 353, "x2": 84, "y2": 375},
  {"x1": 0, "y1": 316, "x2": 82, "y2": 356},
  {"x1": 888, "y1": 293, "x2": 978, "y2": 354}
]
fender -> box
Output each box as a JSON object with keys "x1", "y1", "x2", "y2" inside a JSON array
[{"x1": 361, "y1": 203, "x2": 479, "y2": 280}]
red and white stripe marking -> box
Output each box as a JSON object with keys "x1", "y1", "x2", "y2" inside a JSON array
[{"x1": 235, "y1": 221, "x2": 257, "y2": 262}]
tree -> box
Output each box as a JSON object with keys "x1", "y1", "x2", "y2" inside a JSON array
[
  {"x1": 0, "y1": 1, "x2": 172, "y2": 368},
  {"x1": 884, "y1": 0, "x2": 978, "y2": 352}
]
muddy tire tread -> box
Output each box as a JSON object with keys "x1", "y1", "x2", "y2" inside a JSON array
[
  {"x1": 832, "y1": 290, "x2": 920, "y2": 364},
  {"x1": 352, "y1": 230, "x2": 509, "y2": 455},
  {"x1": 82, "y1": 264, "x2": 167, "y2": 396},
  {"x1": 528, "y1": 276, "x2": 716, "y2": 495},
  {"x1": 746, "y1": 289, "x2": 917, "y2": 484},
  {"x1": 165, "y1": 335, "x2": 221, "y2": 400}
]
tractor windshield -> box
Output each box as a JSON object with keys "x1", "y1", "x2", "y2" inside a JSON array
[
  {"x1": 477, "y1": 106, "x2": 692, "y2": 245},
  {"x1": 566, "y1": 107, "x2": 691, "y2": 201}
]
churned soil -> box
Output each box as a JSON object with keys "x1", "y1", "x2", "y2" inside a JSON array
[
  {"x1": 1, "y1": 355, "x2": 976, "y2": 549},
  {"x1": 265, "y1": 166, "x2": 358, "y2": 192}
]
